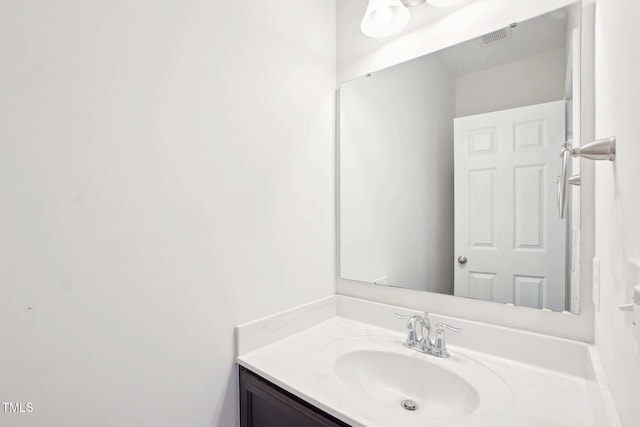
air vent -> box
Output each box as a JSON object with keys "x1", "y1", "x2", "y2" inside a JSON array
[{"x1": 481, "y1": 27, "x2": 511, "y2": 45}]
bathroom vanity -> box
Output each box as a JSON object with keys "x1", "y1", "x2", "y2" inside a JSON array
[
  {"x1": 239, "y1": 367, "x2": 349, "y2": 427},
  {"x1": 236, "y1": 296, "x2": 620, "y2": 427}
]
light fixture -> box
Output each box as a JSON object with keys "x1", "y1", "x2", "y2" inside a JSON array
[
  {"x1": 361, "y1": 0, "x2": 467, "y2": 38},
  {"x1": 360, "y1": 0, "x2": 410, "y2": 38}
]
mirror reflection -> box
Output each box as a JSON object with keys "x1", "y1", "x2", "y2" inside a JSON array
[{"x1": 339, "y1": 4, "x2": 582, "y2": 313}]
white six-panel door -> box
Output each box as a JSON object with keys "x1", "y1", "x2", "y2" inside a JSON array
[{"x1": 454, "y1": 101, "x2": 566, "y2": 311}]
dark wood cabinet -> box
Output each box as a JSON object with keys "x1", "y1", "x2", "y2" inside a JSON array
[{"x1": 239, "y1": 366, "x2": 351, "y2": 427}]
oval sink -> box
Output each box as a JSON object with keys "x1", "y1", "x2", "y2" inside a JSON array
[
  {"x1": 313, "y1": 334, "x2": 514, "y2": 426},
  {"x1": 333, "y1": 350, "x2": 479, "y2": 419}
]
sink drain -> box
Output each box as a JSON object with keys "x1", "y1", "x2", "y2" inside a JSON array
[{"x1": 401, "y1": 399, "x2": 418, "y2": 411}]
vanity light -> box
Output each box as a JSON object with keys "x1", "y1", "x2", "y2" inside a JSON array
[
  {"x1": 360, "y1": 0, "x2": 410, "y2": 38},
  {"x1": 361, "y1": 0, "x2": 466, "y2": 38}
]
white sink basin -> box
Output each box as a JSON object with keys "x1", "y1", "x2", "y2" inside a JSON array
[
  {"x1": 314, "y1": 334, "x2": 514, "y2": 426},
  {"x1": 333, "y1": 349, "x2": 479, "y2": 418}
]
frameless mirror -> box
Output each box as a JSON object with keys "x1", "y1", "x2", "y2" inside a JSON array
[{"x1": 339, "y1": 3, "x2": 582, "y2": 313}]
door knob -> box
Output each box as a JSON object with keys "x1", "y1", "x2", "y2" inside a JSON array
[{"x1": 457, "y1": 255, "x2": 468, "y2": 265}]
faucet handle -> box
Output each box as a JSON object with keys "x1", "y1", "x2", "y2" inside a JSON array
[
  {"x1": 394, "y1": 312, "x2": 413, "y2": 320},
  {"x1": 431, "y1": 323, "x2": 462, "y2": 358},
  {"x1": 393, "y1": 311, "x2": 429, "y2": 319},
  {"x1": 435, "y1": 323, "x2": 462, "y2": 333},
  {"x1": 394, "y1": 311, "x2": 429, "y2": 319}
]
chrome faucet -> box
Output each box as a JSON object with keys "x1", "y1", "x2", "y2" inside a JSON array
[
  {"x1": 394, "y1": 312, "x2": 461, "y2": 358},
  {"x1": 394, "y1": 312, "x2": 433, "y2": 352}
]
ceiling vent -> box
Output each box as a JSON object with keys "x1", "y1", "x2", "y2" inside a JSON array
[{"x1": 481, "y1": 26, "x2": 512, "y2": 45}]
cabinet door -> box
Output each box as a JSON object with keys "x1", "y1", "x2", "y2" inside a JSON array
[{"x1": 239, "y1": 367, "x2": 350, "y2": 427}]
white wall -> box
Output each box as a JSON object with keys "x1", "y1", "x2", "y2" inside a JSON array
[
  {"x1": 593, "y1": 0, "x2": 640, "y2": 425},
  {"x1": 336, "y1": 0, "x2": 594, "y2": 342},
  {"x1": 0, "y1": 1, "x2": 335, "y2": 426},
  {"x1": 455, "y1": 49, "x2": 566, "y2": 117},
  {"x1": 340, "y1": 54, "x2": 454, "y2": 293}
]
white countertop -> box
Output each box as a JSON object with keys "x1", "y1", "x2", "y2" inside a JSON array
[{"x1": 237, "y1": 316, "x2": 600, "y2": 427}]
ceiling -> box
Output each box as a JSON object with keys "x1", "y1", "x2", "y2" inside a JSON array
[{"x1": 436, "y1": 6, "x2": 571, "y2": 76}]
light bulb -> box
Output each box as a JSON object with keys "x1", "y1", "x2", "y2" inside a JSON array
[
  {"x1": 360, "y1": 0, "x2": 410, "y2": 38},
  {"x1": 374, "y1": 6, "x2": 393, "y2": 26}
]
